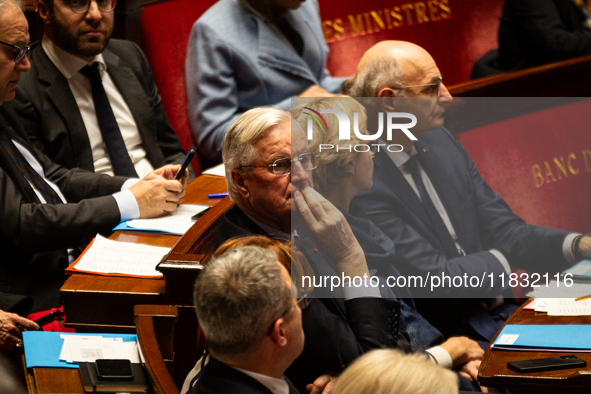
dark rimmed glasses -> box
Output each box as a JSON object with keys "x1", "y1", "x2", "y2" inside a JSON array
[
  {"x1": 266, "y1": 288, "x2": 311, "y2": 335},
  {"x1": 0, "y1": 40, "x2": 31, "y2": 64},
  {"x1": 62, "y1": 0, "x2": 117, "y2": 14},
  {"x1": 240, "y1": 152, "x2": 320, "y2": 176},
  {"x1": 392, "y1": 75, "x2": 443, "y2": 97}
]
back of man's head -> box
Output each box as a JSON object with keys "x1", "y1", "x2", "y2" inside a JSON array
[
  {"x1": 194, "y1": 245, "x2": 292, "y2": 357},
  {"x1": 0, "y1": 0, "x2": 23, "y2": 14},
  {"x1": 345, "y1": 41, "x2": 436, "y2": 98}
]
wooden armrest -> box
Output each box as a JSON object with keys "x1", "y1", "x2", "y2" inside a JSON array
[{"x1": 135, "y1": 305, "x2": 179, "y2": 394}]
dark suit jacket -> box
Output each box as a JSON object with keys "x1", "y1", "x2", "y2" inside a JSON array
[
  {"x1": 498, "y1": 0, "x2": 591, "y2": 71},
  {"x1": 351, "y1": 128, "x2": 569, "y2": 337},
  {"x1": 9, "y1": 39, "x2": 190, "y2": 177},
  {"x1": 0, "y1": 104, "x2": 127, "y2": 312},
  {"x1": 189, "y1": 356, "x2": 300, "y2": 394},
  {"x1": 217, "y1": 206, "x2": 399, "y2": 392}
]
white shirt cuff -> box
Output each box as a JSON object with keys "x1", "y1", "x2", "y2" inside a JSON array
[
  {"x1": 426, "y1": 346, "x2": 453, "y2": 369},
  {"x1": 563, "y1": 233, "x2": 582, "y2": 265},
  {"x1": 490, "y1": 248, "x2": 511, "y2": 275},
  {"x1": 342, "y1": 278, "x2": 381, "y2": 300},
  {"x1": 122, "y1": 178, "x2": 140, "y2": 191},
  {"x1": 113, "y1": 190, "x2": 140, "y2": 222}
]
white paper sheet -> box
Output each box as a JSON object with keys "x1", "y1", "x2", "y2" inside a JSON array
[
  {"x1": 72, "y1": 235, "x2": 170, "y2": 277},
  {"x1": 202, "y1": 163, "x2": 225, "y2": 177},
  {"x1": 59, "y1": 334, "x2": 140, "y2": 363},
  {"x1": 126, "y1": 204, "x2": 209, "y2": 235}
]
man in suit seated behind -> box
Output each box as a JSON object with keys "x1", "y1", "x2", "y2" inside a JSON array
[
  {"x1": 346, "y1": 40, "x2": 591, "y2": 341},
  {"x1": 190, "y1": 245, "x2": 304, "y2": 394},
  {"x1": 0, "y1": 0, "x2": 187, "y2": 346},
  {"x1": 9, "y1": 0, "x2": 192, "y2": 179}
]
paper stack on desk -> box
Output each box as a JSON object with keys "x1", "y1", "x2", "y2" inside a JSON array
[
  {"x1": 114, "y1": 204, "x2": 210, "y2": 235},
  {"x1": 526, "y1": 280, "x2": 591, "y2": 316},
  {"x1": 66, "y1": 235, "x2": 170, "y2": 278},
  {"x1": 59, "y1": 334, "x2": 140, "y2": 364},
  {"x1": 23, "y1": 331, "x2": 138, "y2": 369}
]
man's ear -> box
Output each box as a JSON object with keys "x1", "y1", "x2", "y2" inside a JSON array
[
  {"x1": 37, "y1": 1, "x2": 51, "y2": 24},
  {"x1": 231, "y1": 169, "x2": 250, "y2": 200},
  {"x1": 377, "y1": 88, "x2": 396, "y2": 112},
  {"x1": 269, "y1": 318, "x2": 288, "y2": 347}
]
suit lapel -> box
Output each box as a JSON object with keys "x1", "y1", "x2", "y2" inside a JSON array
[
  {"x1": 374, "y1": 151, "x2": 434, "y2": 230},
  {"x1": 0, "y1": 108, "x2": 41, "y2": 204},
  {"x1": 256, "y1": 15, "x2": 317, "y2": 83},
  {"x1": 35, "y1": 49, "x2": 94, "y2": 170},
  {"x1": 414, "y1": 137, "x2": 468, "y2": 246}
]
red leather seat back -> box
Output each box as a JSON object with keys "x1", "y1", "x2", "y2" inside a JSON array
[
  {"x1": 458, "y1": 100, "x2": 591, "y2": 233},
  {"x1": 140, "y1": 0, "x2": 218, "y2": 175},
  {"x1": 319, "y1": 0, "x2": 504, "y2": 85}
]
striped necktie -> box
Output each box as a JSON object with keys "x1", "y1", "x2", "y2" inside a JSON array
[{"x1": 0, "y1": 129, "x2": 63, "y2": 205}]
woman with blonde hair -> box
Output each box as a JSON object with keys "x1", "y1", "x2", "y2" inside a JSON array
[
  {"x1": 332, "y1": 349, "x2": 458, "y2": 394},
  {"x1": 292, "y1": 97, "x2": 486, "y2": 391}
]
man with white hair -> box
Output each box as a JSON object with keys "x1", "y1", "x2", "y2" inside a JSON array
[{"x1": 0, "y1": 0, "x2": 187, "y2": 336}]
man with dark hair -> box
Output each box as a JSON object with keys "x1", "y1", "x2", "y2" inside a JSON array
[{"x1": 9, "y1": 0, "x2": 192, "y2": 179}]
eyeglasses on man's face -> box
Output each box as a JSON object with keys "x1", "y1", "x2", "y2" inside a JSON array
[
  {"x1": 240, "y1": 152, "x2": 320, "y2": 176},
  {"x1": 391, "y1": 76, "x2": 443, "y2": 97},
  {"x1": 266, "y1": 287, "x2": 311, "y2": 335},
  {"x1": 0, "y1": 40, "x2": 31, "y2": 64},
  {"x1": 62, "y1": 0, "x2": 117, "y2": 14}
]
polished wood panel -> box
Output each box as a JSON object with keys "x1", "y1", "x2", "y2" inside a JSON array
[
  {"x1": 479, "y1": 303, "x2": 591, "y2": 393},
  {"x1": 135, "y1": 305, "x2": 180, "y2": 394},
  {"x1": 449, "y1": 54, "x2": 591, "y2": 98}
]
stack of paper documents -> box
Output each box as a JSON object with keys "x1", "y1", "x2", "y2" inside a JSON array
[
  {"x1": 23, "y1": 331, "x2": 138, "y2": 369},
  {"x1": 202, "y1": 163, "x2": 225, "y2": 177},
  {"x1": 60, "y1": 334, "x2": 140, "y2": 364},
  {"x1": 526, "y1": 281, "x2": 591, "y2": 316},
  {"x1": 114, "y1": 204, "x2": 210, "y2": 235},
  {"x1": 493, "y1": 324, "x2": 591, "y2": 351},
  {"x1": 66, "y1": 235, "x2": 170, "y2": 278}
]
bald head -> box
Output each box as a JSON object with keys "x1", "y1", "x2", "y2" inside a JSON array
[{"x1": 346, "y1": 40, "x2": 449, "y2": 99}]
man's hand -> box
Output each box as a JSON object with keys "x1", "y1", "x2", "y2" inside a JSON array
[
  {"x1": 143, "y1": 164, "x2": 189, "y2": 187},
  {"x1": 457, "y1": 359, "x2": 488, "y2": 393},
  {"x1": 299, "y1": 85, "x2": 334, "y2": 98},
  {"x1": 293, "y1": 186, "x2": 369, "y2": 277},
  {"x1": 439, "y1": 336, "x2": 484, "y2": 367},
  {"x1": 577, "y1": 235, "x2": 591, "y2": 259},
  {"x1": 130, "y1": 166, "x2": 186, "y2": 218},
  {"x1": 307, "y1": 374, "x2": 338, "y2": 394},
  {"x1": 0, "y1": 310, "x2": 39, "y2": 351}
]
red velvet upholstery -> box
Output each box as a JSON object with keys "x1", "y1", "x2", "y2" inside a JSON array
[
  {"x1": 140, "y1": 0, "x2": 217, "y2": 175},
  {"x1": 319, "y1": 0, "x2": 504, "y2": 85},
  {"x1": 458, "y1": 100, "x2": 591, "y2": 234}
]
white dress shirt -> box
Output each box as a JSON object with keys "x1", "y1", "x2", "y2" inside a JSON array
[{"x1": 41, "y1": 38, "x2": 154, "y2": 178}]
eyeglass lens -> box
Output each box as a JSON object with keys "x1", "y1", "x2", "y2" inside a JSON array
[
  {"x1": 69, "y1": 0, "x2": 117, "y2": 13},
  {"x1": 272, "y1": 153, "x2": 317, "y2": 175}
]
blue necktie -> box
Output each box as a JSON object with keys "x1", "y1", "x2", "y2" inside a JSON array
[
  {"x1": 0, "y1": 130, "x2": 63, "y2": 205},
  {"x1": 405, "y1": 155, "x2": 460, "y2": 257},
  {"x1": 79, "y1": 63, "x2": 138, "y2": 177}
]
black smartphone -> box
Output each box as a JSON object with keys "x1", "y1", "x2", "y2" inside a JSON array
[
  {"x1": 174, "y1": 146, "x2": 197, "y2": 180},
  {"x1": 191, "y1": 206, "x2": 211, "y2": 221},
  {"x1": 95, "y1": 359, "x2": 134, "y2": 380},
  {"x1": 33, "y1": 310, "x2": 64, "y2": 329},
  {"x1": 507, "y1": 355, "x2": 586, "y2": 373}
]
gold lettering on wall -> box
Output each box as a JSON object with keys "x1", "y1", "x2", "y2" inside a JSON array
[
  {"x1": 531, "y1": 150, "x2": 589, "y2": 187},
  {"x1": 583, "y1": 149, "x2": 591, "y2": 172},
  {"x1": 322, "y1": 0, "x2": 453, "y2": 42}
]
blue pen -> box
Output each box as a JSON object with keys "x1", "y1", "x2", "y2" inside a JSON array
[{"x1": 208, "y1": 193, "x2": 229, "y2": 198}]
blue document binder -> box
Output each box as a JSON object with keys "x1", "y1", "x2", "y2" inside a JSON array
[{"x1": 493, "y1": 324, "x2": 591, "y2": 351}]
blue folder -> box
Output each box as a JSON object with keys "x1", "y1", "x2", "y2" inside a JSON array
[
  {"x1": 493, "y1": 325, "x2": 591, "y2": 351},
  {"x1": 23, "y1": 331, "x2": 137, "y2": 369}
]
